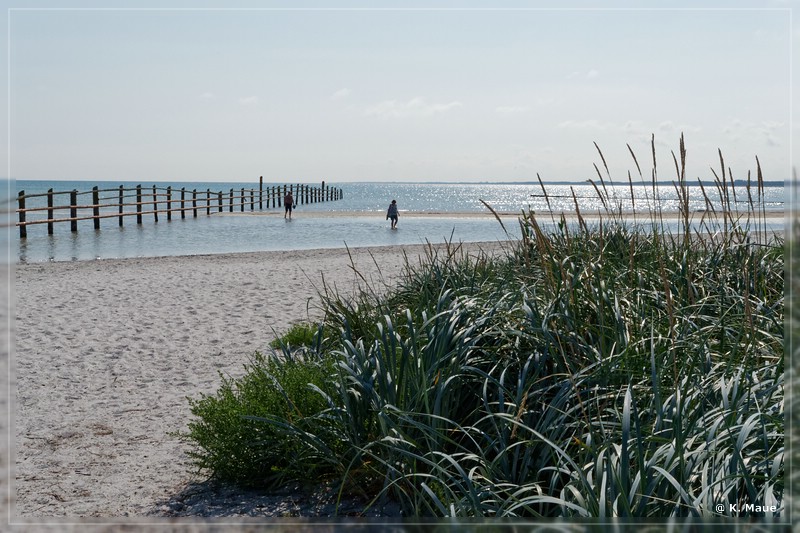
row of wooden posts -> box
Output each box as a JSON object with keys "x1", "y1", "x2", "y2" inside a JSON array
[{"x1": 15, "y1": 177, "x2": 342, "y2": 238}]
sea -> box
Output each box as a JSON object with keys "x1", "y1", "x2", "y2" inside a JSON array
[{"x1": 4, "y1": 179, "x2": 786, "y2": 263}]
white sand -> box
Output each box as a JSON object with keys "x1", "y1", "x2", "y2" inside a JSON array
[{"x1": 10, "y1": 242, "x2": 504, "y2": 523}]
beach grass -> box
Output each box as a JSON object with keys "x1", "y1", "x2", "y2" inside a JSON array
[{"x1": 180, "y1": 136, "x2": 784, "y2": 518}]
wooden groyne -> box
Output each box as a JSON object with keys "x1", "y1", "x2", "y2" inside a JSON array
[{"x1": 13, "y1": 178, "x2": 343, "y2": 238}]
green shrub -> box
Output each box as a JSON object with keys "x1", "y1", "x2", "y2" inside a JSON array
[
  {"x1": 269, "y1": 322, "x2": 320, "y2": 350},
  {"x1": 182, "y1": 351, "x2": 339, "y2": 487}
]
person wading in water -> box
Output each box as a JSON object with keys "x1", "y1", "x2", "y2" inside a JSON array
[
  {"x1": 284, "y1": 191, "x2": 294, "y2": 220},
  {"x1": 386, "y1": 199, "x2": 398, "y2": 229}
]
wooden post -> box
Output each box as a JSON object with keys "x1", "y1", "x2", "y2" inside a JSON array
[
  {"x1": 167, "y1": 186, "x2": 172, "y2": 221},
  {"x1": 153, "y1": 185, "x2": 159, "y2": 222},
  {"x1": 229, "y1": 188, "x2": 234, "y2": 212},
  {"x1": 192, "y1": 189, "x2": 198, "y2": 217},
  {"x1": 70, "y1": 190, "x2": 78, "y2": 232},
  {"x1": 259, "y1": 176, "x2": 263, "y2": 210},
  {"x1": 136, "y1": 185, "x2": 142, "y2": 224},
  {"x1": 181, "y1": 187, "x2": 186, "y2": 219},
  {"x1": 322, "y1": 181, "x2": 325, "y2": 202},
  {"x1": 119, "y1": 186, "x2": 124, "y2": 227},
  {"x1": 17, "y1": 191, "x2": 26, "y2": 239},
  {"x1": 240, "y1": 188, "x2": 245, "y2": 212},
  {"x1": 207, "y1": 189, "x2": 211, "y2": 215},
  {"x1": 218, "y1": 191, "x2": 223, "y2": 212},
  {"x1": 93, "y1": 186, "x2": 101, "y2": 229},
  {"x1": 250, "y1": 189, "x2": 254, "y2": 211},
  {"x1": 47, "y1": 189, "x2": 54, "y2": 234}
]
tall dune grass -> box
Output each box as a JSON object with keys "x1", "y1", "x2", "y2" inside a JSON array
[{"x1": 182, "y1": 137, "x2": 784, "y2": 519}]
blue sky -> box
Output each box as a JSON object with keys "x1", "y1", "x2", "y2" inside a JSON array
[{"x1": 2, "y1": 2, "x2": 795, "y2": 183}]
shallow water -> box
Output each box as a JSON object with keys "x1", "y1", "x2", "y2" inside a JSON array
[
  {"x1": 8, "y1": 179, "x2": 786, "y2": 262},
  {"x1": 15, "y1": 213, "x2": 521, "y2": 263}
]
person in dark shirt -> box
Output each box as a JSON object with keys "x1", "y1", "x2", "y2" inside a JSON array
[
  {"x1": 386, "y1": 199, "x2": 398, "y2": 229},
  {"x1": 284, "y1": 191, "x2": 294, "y2": 220}
]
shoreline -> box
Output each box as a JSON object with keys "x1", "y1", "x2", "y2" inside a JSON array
[{"x1": 14, "y1": 239, "x2": 513, "y2": 265}]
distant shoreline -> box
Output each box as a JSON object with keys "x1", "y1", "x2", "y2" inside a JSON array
[{"x1": 9, "y1": 178, "x2": 788, "y2": 187}]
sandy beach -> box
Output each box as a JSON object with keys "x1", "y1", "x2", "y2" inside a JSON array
[{"x1": 9, "y1": 242, "x2": 505, "y2": 526}]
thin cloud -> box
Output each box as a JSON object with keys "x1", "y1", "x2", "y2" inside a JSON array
[
  {"x1": 560, "y1": 119, "x2": 700, "y2": 138},
  {"x1": 566, "y1": 70, "x2": 599, "y2": 80},
  {"x1": 365, "y1": 97, "x2": 462, "y2": 119},
  {"x1": 239, "y1": 96, "x2": 259, "y2": 105},
  {"x1": 198, "y1": 92, "x2": 214, "y2": 100},
  {"x1": 623, "y1": 120, "x2": 645, "y2": 133},
  {"x1": 558, "y1": 119, "x2": 612, "y2": 130},
  {"x1": 757, "y1": 120, "x2": 784, "y2": 147},
  {"x1": 658, "y1": 121, "x2": 701, "y2": 134},
  {"x1": 659, "y1": 120, "x2": 676, "y2": 132},
  {"x1": 331, "y1": 88, "x2": 351, "y2": 100}
]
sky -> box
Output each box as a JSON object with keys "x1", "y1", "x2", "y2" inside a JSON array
[{"x1": 1, "y1": 1, "x2": 795, "y2": 184}]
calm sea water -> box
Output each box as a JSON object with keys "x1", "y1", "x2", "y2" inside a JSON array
[{"x1": 5, "y1": 179, "x2": 785, "y2": 263}]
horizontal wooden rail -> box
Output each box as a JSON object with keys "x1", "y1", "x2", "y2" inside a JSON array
[{"x1": 12, "y1": 178, "x2": 344, "y2": 237}]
